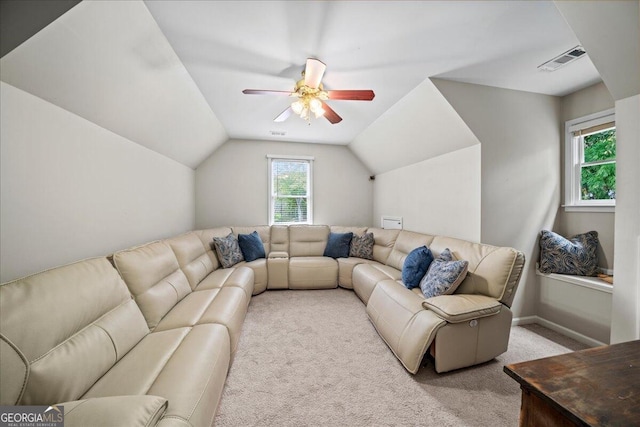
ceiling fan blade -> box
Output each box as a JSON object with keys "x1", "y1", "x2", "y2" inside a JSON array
[
  {"x1": 274, "y1": 106, "x2": 293, "y2": 122},
  {"x1": 242, "y1": 89, "x2": 292, "y2": 95},
  {"x1": 327, "y1": 90, "x2": 375, "y2": 101},
  {"x1": 321, "y1": 102, "x2": 342, "y2": 124},
  {"x1": 304, "y1": 58, "x2": 326, "y2": 89}
]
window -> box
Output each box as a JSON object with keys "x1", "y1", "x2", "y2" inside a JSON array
[
  {"x1": 268, "y1": 155, "x2": 313, "y2": 225},
  {"x1": 565, "y1": 109, "x2": 616, "y2": 211}
]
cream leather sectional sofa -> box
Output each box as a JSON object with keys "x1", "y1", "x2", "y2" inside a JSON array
[{"x1": 0, "y1": 224, "x2": 524, "y2": 426}]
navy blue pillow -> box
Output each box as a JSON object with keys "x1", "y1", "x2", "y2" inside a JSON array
[
  {"x1": 323, "y1": 232, "x2": 353, "y2": 259},
  {"x1": 238, "y1": 231, "x2": 266, "y2": 262},
  {"x1": 402, "y1": 246, "x2": 435, "y2": 289}
]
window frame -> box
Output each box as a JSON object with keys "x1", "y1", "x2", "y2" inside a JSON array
[
  {"x1": 267, "y1": 155, "x2": 314, "y2": 225},
  {"x1": 564, "y1": 108, "x2": 616, "y2": 213}
]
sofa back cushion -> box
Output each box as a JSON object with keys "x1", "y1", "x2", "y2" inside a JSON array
[
  {"x1": 330, "y1": 226, "x2": 368, "y2": 236},
  {"x1": 165, "y1": 232, "x2": 215, "y2": 290},
  {"x1": 0, "y1": 258, "x2": 149, "y2": 406},
  {"x1": 367, "y1": 228, "x2": 401, "y2": 264},
  {"x1": 429, "y1": 236, "x2": 525, "y2": 307},
  {"x1": 113, "y1": 241, "x2": 192, "y2": 330},
  {"x1": 386, "y1": 230, "x2": 435, "y2": 271},
  {"x1": 269, "y1": 225, "x2": 289, "y2": 254},
  {"x1": 232, "y1": 226, "x2": 272, "y2": 255},
  {"x1": 289, "y1": 225, "x2": 330, "y2": 257},
  {"x1": 193, "y1": 227, "x2": 233, "y2": 270}
]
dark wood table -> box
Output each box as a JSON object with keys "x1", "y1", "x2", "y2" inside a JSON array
[{"x1": 504, "y1": 340, "x2": 640, "y2": 426}]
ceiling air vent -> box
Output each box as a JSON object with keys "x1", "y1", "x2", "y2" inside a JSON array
[
  {"x1": 270, "y1": 130, "x2": 286, "y2": 137},
  {"x1": 538, "y1": 46, "x2": 586, "y2": 72}
]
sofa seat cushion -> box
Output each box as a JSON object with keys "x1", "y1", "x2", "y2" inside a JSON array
[
  {"x1": 366, "y1": 280, "x2": 446, "y2": 374},
  {"x1": 59, "y1": 395, "x2": 167, "y2": 427},
  {"x1": 235, "y1": 259, "x2": 267, "y2": 295},
  {"x1": 336, "y1": 257, "x2": 375, "y2": 289},
  {"x1": 194, "y1": 266, "x2": 254, "y2": 301},
  {"x1": 153, "y1": 287, "x2": 248, "y2": 354},
  {"x1": 352, "y1": 263, "x2": 401, "y2": 304},
  {"x1": 288, "y1": 257, "x2": 338, "y2": 289},
  {"x1": 423, "y1": 294, "x2": 502, "y2": 323},
  {"x1": 83, "y1": 324, "x2": 230, "y2": 427}
]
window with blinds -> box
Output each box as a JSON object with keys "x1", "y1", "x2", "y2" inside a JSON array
[
  {"x1": 268, "y1": 156, "x2": 313, "y2": 224},
  {"x1": 565, "y1": 109, "x2": 616, "y2": 210}
]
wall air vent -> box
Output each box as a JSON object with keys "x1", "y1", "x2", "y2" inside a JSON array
[{"x1": 538, "y1": 46, "x2": 586, "y2": 72}]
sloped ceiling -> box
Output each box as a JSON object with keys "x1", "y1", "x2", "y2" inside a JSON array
[
  {"x1": 554, "y1": 0, "x2": 640, "y2": 101},
  {"x1": 350, "y1": 78, "x2": 480, "y2": 175},
  {"x1": 0, "y1": 0, "x2": 227, "y2": 169},
  {"x1": 1, "y1": 0, "x2": 608, "y2": 171}
]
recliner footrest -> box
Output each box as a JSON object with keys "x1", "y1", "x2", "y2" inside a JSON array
[
  {"x1": 422, "y1": 294, "x2": 502, "y2": 323},
  {"x1": 366, "y1": 280, "x2": 445, "y2": 374}
]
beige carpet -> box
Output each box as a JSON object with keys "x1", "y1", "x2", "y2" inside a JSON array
[{"x1": 214, "y1": 288, "x2": 587, "y2": 427}]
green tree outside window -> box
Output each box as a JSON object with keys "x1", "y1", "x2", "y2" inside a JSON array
[{"x1": 581, "y1": 129, "x2": 616, "y2": 200}]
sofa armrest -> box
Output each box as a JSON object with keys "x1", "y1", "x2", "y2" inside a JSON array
[
  {"x1": 268, "y1": 251, "x2": 289, "y2": 259},
  {"x1": 422, "y1": 294, "x2": 502, "y2": 323},
  {"x1": 58, "y1": 395, "x2": 167, "y2": 427}
]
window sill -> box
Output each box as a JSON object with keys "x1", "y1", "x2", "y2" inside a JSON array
[
  {"x1": 562, "y1": 205, "x2": 615, "y2": 213},
  {"x1": 536, "y1": 269, "x2": 613, "y2": 294}
]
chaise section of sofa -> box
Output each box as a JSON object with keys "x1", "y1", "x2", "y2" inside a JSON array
[
  {"x1": 0, "y1": 257, "x2": 231, "y2": 427},
  {"x1": 363, "y1": 233, "x2": 525, "y2": 373}
]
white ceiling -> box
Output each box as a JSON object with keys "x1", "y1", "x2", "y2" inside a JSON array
[
  {"x1": 1, "y1": 0, "x2": 603, "y2": 168},
  {"x1": 145, "y1": 0, "x2": 601, "y2": 145}
]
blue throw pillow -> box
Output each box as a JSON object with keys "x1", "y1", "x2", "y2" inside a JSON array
[
  {"x1": 402, "y1": 246, "x2": 434, "y2": 289},
  {"x1": 238, "y1": 231, "x2": 266, "y2": 262},
  {"x1": 323, "y1": 232, "x2": 353, "y2": 259}
]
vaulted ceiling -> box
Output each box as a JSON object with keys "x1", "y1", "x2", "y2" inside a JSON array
[{"x1": 1, "y1": 1, "x2": 605, "y2": 170}]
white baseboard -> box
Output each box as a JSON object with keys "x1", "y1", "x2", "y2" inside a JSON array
[
  {"x1": 512, "y1": 316, "x2": 537, "y2": 326},
  {"x1": 512, "y1": 315, "x2": 606, "y2": 348}
]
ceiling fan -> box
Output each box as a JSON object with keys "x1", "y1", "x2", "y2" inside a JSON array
[{"x1": 242, "y1": 58, "x2": 375, "y2": 124}]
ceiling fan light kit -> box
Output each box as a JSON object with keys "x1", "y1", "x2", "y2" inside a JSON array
[{"x1": 243, "y1": 58, "x2": 375, "y2": 125}]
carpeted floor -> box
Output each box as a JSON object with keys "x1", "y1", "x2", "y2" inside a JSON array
[{"x1": 214, "y1": 288, "x2": 587, "y2": 427}]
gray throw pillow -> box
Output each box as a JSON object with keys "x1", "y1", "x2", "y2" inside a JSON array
[
  {"x1": 420, "y1": 249, "x2": 468, "y2": 298},
  {"x1": 212, "y1": 233, "x2": 244, "y2": 268},
  {"x1": 539, "y1": 230, "x2": 599, "y2": 276},
  {"x1": 349, "y1": 232, "x2": 374, "y2": 260}
]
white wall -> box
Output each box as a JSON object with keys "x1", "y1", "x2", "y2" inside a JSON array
[
  {"x1": 554, "y1": 0, "x2": 639, "y2": 343},
  {"x1": 611, "y1": 94, "x2": 640, "y2": 342},
  {"x1": 557, "y1": 82, "x2": 615, "y2": 269},
  {"x1": 373, "y1": 145, "x2": 481, "y2": 241},
  {"x1": 0, "y1": 82, "x2": 195, "y2": 282},
  {"x1": 432, "y1": 79, "x2": 562, "y2": 319},
  {"x1": 538, "y1": 275, "x2": 612, "y2": 345},
  {"x1": 195, "y1": 139, "x2": 373, "y2": 228},
  {"x1": 350, "y1": 78, "x2": 480, "y2": 175}
]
